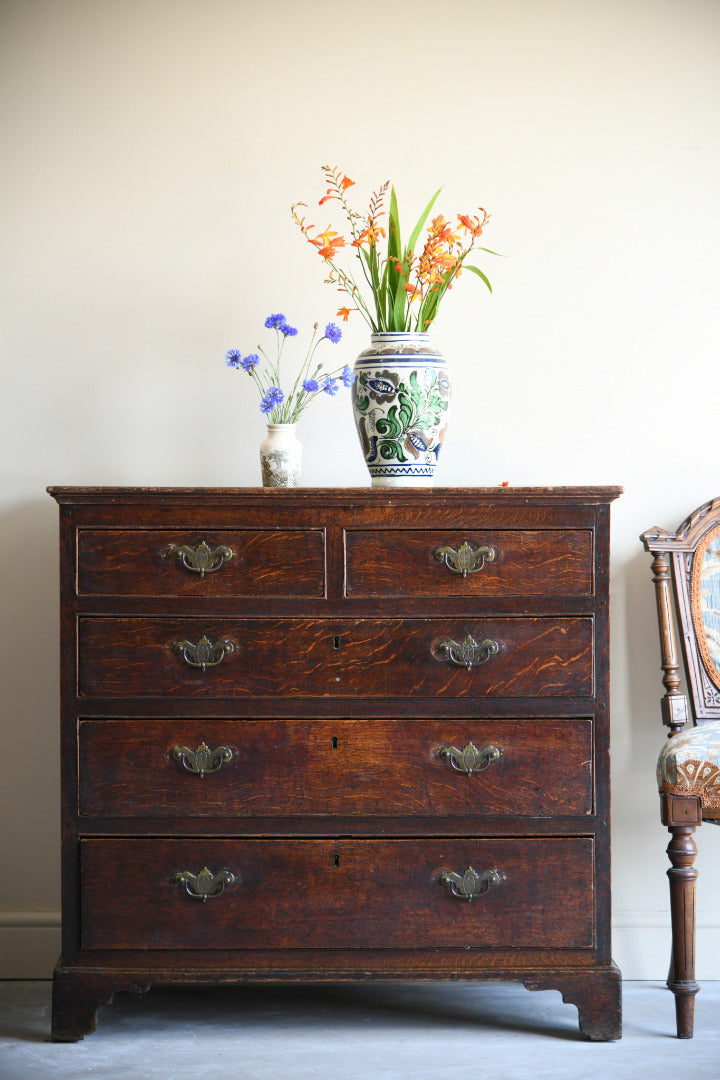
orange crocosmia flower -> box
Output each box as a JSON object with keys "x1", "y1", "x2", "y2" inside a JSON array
[
  {"x1": 351, "y1": 228, "x2": 370, "y2": 248},
  {"x1": 340, "y1": 175, "x2": 355, "y2": 192},
  {"x1": 405, "y1": 284, "x2": 421, "y2": 300},
  {"x1": 318, "y1": 239, "x2": 345, "y2": 258},
  {"x1": 337, "y1": 307, "x2": 352, "y2": 321},
  {"x1": 313, "y1": 227, "x2": 345, "y2": 258}
]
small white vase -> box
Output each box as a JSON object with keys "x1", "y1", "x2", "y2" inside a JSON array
[{"x1": 259, "y1": 423, "x2": 303, "y2": 487}]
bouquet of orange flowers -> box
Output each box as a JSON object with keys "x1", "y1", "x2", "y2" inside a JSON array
[{"x1": 292, "y1": 166, "x2": 496, "y2": 333}]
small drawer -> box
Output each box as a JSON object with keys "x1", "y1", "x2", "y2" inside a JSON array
[
  {"x1": 75, "y1": 528, "x2": 326, "y2": 598},
  {"x1": 345, "y1": 529, "x2": 593, "y2": 598},
  {"x1": 77, "y1": 718, "x2": 593, "y2": 818},
  {"x1": 77, "y1": 616, "x2": 594, "y2": 699},
  {"x1": 80, "y1": 836, "x2": 595, "y2": 951}
]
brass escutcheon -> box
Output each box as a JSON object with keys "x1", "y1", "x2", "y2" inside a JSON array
[
  {"x1": 173, "y1": 635, "x2": 234, "y2": 672},
  {"x1": 171, "y1": 741, "x2": 234, "y2": 777},
  {"x1": 433, "y1": 541, "x2": 497, "y2": 578},
  {"x1": 171, "y1": 866, "x2": 237, "y2": 902},
  {"x1": 437, "y1": 741, "x2": 501, "y2": 776},
  {"x1": 169, "y1": 540, "x2": 234, "y2": 577},
  {"x1": 438, "y1": 866, "x2": 505, "y2": 901},
  {"x1": 432, "y1": 633, "x2": 499, "y2": 670}
]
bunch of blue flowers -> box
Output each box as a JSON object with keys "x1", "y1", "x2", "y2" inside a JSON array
[{"x1": 226, "y1": 313, "x2": 354, "y2": 424}]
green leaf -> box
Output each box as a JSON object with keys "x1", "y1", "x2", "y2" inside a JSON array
[
  {"x1": 407, "y1": 186, "x2": 442, "y2": 255},
  {"x1": 387, "y1": 187, "x2": 404, "y2": 330},
  {"x1": 464, "y1": 264, "x2": 493, "y2": 293}
]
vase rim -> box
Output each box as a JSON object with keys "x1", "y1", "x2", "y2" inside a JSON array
[
  {"x1": 264, "y1": 422, "x2": 298, "y2": 431},
  {"x1": 370, "y1": 330, "x2": 429, "y2": 338}
]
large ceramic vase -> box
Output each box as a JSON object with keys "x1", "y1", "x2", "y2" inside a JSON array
[
  {"x1": 351, "y1": 332, "x2": 451, "y2": 487},
  {"x1": 259, "y1": 423, "x2": 302, "y2": 487}
]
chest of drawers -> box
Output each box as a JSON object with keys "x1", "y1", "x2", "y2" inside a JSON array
[{"x1": 48, "y1": 486, "x2": 622, "y2": 1041}]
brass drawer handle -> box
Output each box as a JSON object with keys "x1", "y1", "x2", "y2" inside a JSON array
[
  {"x1": 169, "y1": 540, "x2": 234, "y2": 577},
  {"x1": 171, "y1": 741, "x2": 234, "y2": 777},
  {"x1": 439, "y1": 866, "x2": 505, "y2": 901},
  {"x1": 433, "y1": 541, "x2": 496, "y2": 577},
  {"x1": 171, "y1": 866, "x2": 237, "y2": 902},
  {"x1": 173, "y1": 635, "x2": 234, "y2": 671},
  {"x1": 437, "y1": 741, "x2": 501, "y2": 776},
  {"x1": 432, "y1": 633, "x2": 499, "y2": 670}
]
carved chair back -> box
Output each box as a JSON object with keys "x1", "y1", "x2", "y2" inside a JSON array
[{"x1": 642, "y1": 497, "x2": 720, "y2": 733}]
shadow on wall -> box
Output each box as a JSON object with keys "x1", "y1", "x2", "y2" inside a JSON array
[{"x1": 0, "y1": 495, "x2": 61, "y2": 903}]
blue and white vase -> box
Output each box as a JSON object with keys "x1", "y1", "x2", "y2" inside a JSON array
[{"x1": 351, "y1": 332, "x2": 451, "y2": 487}]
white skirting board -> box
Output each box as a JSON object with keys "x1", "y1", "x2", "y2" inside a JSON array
[{"x1": 3, "y1": 911, "x2": 720, "y2": 981}]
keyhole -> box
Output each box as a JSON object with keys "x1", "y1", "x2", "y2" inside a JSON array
[
  {"x1": 332, "y1": 635, "x2": 341, "y2": 650},
  {"x1": 333, "y1": 854, "x2": 340, "y2": 868},
  {"x1": 331, "y1": 736, "x2": 339, "y2": 750}
]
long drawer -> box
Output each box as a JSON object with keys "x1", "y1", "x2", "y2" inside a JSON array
[
  {"x1": 77, "y1": 718, "x2": 593, "y2": 818},
  {"x1": 80, "y1": 837, "x2": 595, "y2": 951},
  {"x1": 77, "y1": 617, "x2": 594, "y2": 698},
  {"x1": 345, "y1": 529, "x2": 594, "y2": 597},
  {"x1": 76, "y1": 529, "x2": 326, "y2": 598}
]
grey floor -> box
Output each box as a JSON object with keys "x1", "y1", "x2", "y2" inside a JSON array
[{"x1": 1, "y1": 980, "x2": 719, "y2": 1080}]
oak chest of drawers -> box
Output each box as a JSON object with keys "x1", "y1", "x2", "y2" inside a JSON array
[{"x1": 48, "y1": 486, "x2": 622, "y2": 1041}]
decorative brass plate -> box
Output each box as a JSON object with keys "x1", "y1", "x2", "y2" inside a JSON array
[
  {"x1": 171, "y1": 866, "x2": 237, "y2": 902},
  {"x1": 431, "y1": 633, "x2": 499, "y2": 670},
  {"x1": 438, "y1": 865, "x2": 505, "y2": 901},
  {"x1": 433, "y1": 540, "x2": 497, "y2": 577},
  {"x1": 437, "y1": 741, "x2": 501, "y2": 775},
  {"x1": 170, "y1": 540, "x2": 234, "y2": 576},
  {"x1": 171, "y1": 741, "x2": 234, "y2": 777},
  {"x1": 173, "y1": 635, "x2": 234, "y2": 671}
]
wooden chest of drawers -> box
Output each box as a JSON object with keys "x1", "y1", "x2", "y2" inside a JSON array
[{"x1": 48, "y1": 486, "x2": 622, "y2": 1041}]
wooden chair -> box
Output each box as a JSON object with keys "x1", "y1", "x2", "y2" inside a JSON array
[{"x1": 642, "y1": 497, "x2": 720, "y2": 1038}]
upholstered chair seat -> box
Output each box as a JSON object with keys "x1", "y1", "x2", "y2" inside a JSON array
[{"x1": 657, "y1": 723, "x2": 720, "y2": 814}]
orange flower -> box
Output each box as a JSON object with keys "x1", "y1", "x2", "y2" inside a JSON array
[
  {"x1": 458, "y1": 208, "x2": 490, "y2": 237},
  {"x1": 318, "y1": 173, "x2": 355, "y2": 205},
  {"x1": 337, "y1": 307, "x2": 352, "y2": 321}
]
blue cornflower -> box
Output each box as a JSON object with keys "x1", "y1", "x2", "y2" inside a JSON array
[
  {"x1": 225, "y1": 348, "x2": 242, "y2": 369},
  {"x1": 264, "y1": 313, "x2": 286, "y2": 330},
  {"x1": 260, "y1": 386, "x2": 284, "y2": 414},
  {"x1": 280, "y1": 320, "x2": 298, "y2": 337},
  {"x1": 302, "y1": 379, "x2": 320, "y2": 393},
  {"x1": 322, "y1": 377, "x2": 338, "y2": 396},
  {"x1": 241, "y1": 353, "x2": 259, "y2": 373},
  {"x1": 341, "y1": 365, "x2": 355, "y2": 387},
  {"x1": 324, "y1": 322, "x2": 342, "y2": 344}
]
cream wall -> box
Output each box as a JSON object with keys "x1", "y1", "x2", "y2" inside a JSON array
[{"x1": 2, "y1": 0, "x2": 720, "y2": 981}]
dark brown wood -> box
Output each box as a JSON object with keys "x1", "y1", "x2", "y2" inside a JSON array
[
  {"x1": 80, "y1": 837, "x2": 594, "y2": 951},
  {"x1": 77, "y1": 717, "x2": 593, "y2": 819},
  {"x1": 642, "y1": 499, "x2": 720, "y2": 1037},
  {"x1": 76, "y1": 528, "x2": 326, "y2": 598},
  {"x1": 666, "y1": 824, "x2": 700, "y2": 1038},
  {"x1": 49, "y1": 486, "x2": 621, "y2": 1040},
  {"x1": 77, "y1": 615, "x2": 593, "y2": 699},
  {"x1": 345, "y1": 528, "x2": 593, "y2": 598}
]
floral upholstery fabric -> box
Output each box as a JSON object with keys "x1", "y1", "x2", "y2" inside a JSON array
[
  {"x1": 693, "y1": 524, "x2": 720, "y2": 686},
  {"x1": 658, "y1": 722, "x2": 720, "y2": 811}
]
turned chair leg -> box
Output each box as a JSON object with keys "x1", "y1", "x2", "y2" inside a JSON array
[{"x1": 666, "y1": 824, "x2": 700, "y2": 1038}]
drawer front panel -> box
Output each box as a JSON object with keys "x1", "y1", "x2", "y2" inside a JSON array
[
  {"x1": 80, "y1": 837, "x2": 594, "y2": 950},
  {"x1": 77, "y1": 718, "x2": 593, "y2": 818},
  {"x1": 345, "y1": 529, "x2": 593, "y2": 598},
  {"x1": 77, "y1": 617, "x2": 593, "y2": 699},
  {"x1": 76, "y1": 529, "x2": 326, "y2": 598}
]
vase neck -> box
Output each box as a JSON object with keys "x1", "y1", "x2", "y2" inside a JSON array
[{"x1": 370, "y1": 331, "x2": 429, "y2": 343}]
